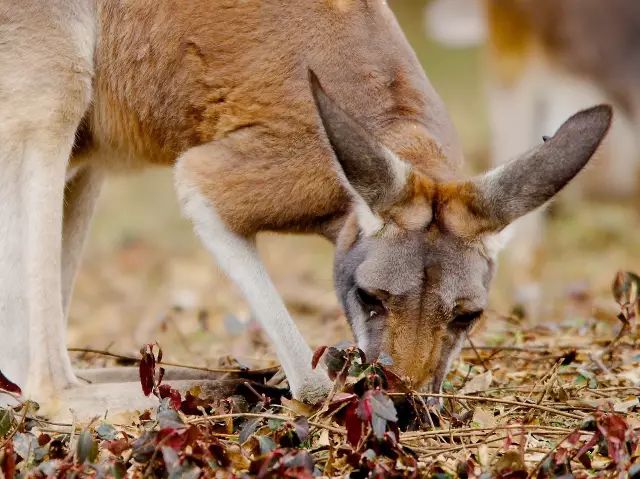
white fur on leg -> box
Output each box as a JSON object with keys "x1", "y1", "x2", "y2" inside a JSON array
[
  {"x1": 0, "y1": 0, "x2": 96, "y2": 407},
  {"x1": 61, "y1": 167, "x2": 104, "y2": 319},
  {"x1": 174, "y1": 174, "x2": 331, "y2": 404},
  {"x1": 23, "y1": 138, "x2": 81, "y2": 399},
  {"x1": 0, "y1": 143, "x2": 29, "y2": 398}
]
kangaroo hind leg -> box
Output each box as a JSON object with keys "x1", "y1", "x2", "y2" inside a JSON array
[{"x1": 0, "y1": 0, "x2": 95, "y2": 406}]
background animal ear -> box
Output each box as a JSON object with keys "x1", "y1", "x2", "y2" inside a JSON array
[
  {"x1": 440, "y1": 104, "x2": 613, "y2": 237},
  {"x1": 309, "y1": 70, "x2": 412, "y2": 232}
]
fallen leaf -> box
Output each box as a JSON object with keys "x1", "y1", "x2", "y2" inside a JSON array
[
  {"x1": 0, "y1": 370, "x2": 21, "y2": 395},
  {"x1": 460, "y1": 371, "x2": 493, "y2": 394},
  {"x1": 472, "y1": 407, "x2": 496, "y2": 430}
]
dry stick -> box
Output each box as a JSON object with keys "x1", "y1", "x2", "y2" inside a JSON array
[
  {"x1": 507, "y1": 359, "x2": 563, "y2": 421},
  {"x1": 413, "y1": 433, "x2": 508, "y2": 458},
  {"x1": 189, "y1": 412, "x2": 345, "y2": 435},
  {"x1": 461, "y1": 346, "x2": 552, "y2": 353},
  {"x1": 589, "y1": 352, "x2": 614, "y2": 376},
  {"x1": 242, "y1": 381, "x2": 266, "y2": 403},
  {"x1": 530, "y1": 360, "x2": 562, "y2": 403},
  {"x1": 388, "y1": 393, "x2": 584, "y2": 420},
  {"x1": 457, "y1": 366, "x2": 475, "y2": 395},
  {"x1": 536, "y1": 359, "x2": 563, "y2": 412},
  {"x1": 401, "y1": 424, "x2": 591, "y2": 440},
  {"x1": 407, "y1": 392, "x2": 447, "y2": 444},
  {"x1": 483, "y1": 385, "x2": 640, "y2": 395},
  {"x1": 465, "y1": 331, "x2": 491, "y2": 372},
  {"x1": 603, "y1": 308, "x2": 632, "y2": 360},
  {"x1": 67, "y1": 347, "x2": 278, "y2": 374}
]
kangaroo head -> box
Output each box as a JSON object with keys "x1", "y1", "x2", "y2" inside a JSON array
[{"x1": 309, "y1": 71, "x2": 612, "y2": 391}]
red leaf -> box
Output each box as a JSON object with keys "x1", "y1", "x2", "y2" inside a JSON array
[
  {"x1": 1, "y1": 442, "x2": 16, "y2": 479},
  {"x1": 382, "y1": 368, "x2": 410, "y2": 393},
  {"x1": 158, "y1": 384, "x2": 182, "y2": 410},
  {"x1": 596, "y1": 412, "x2": 629, "y2": 463},
  {"x1": 330, "y1": 392, "x2": 357, "y2": 405},
  {"x1": 157, "y1": 425, "x2": 200, "y2": 451},
  {"x1": 566, "y1": 430, "x2": 581, "y2": 446},
  {"x1": 293, "y1": 416, "x2": 310, "y2": 443},
  {"x1": 157, "y1": 367, "x2": 166, "y2": 388},
  {"x1": 357, "y1": 393, "x2": 373, "y2": 422},
  {"x1": 554, "y1": 447, "x2": 570, "y2": 466},
  {"x1": 575, "y1": 432, "x2": 598, "y2": 469},
  {"x1": 345, "y1": 402, "x2": 364, "y2": 447},
  {"x1": 180, "y1": 391, "x2": 209, "y2": 416},
  {"x1": 139, "y1": 344, "x2": 157, "y2": 396},
  {"x1": 104, "y1": 438, "x2": 131, "y2": 456},
  {"x1": 37, "y1": 434, "x2": 51, "y2": 447},
  {"x1": 0, "y1": 369, "x2": 21, "y2": 395},
  {"x1": 311, "y1": 346, "x2": 327, "y2": 370}
]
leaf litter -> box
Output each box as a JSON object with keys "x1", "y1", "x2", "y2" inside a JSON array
[{"x1": 0, "y1": 272, "x2": 639, "y2": 477}]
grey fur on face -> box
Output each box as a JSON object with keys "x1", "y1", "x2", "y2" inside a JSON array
[
  {"x1": 311, "y1": 71, "x2": 612, "y2": 390},
  {"x1": 334, "y1": 225, "x2": 494, "y2": 390}
]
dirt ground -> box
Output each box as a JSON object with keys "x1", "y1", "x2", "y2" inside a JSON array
[{"x1": 67, "y1": 1, "x2": 640, "y2": 370}]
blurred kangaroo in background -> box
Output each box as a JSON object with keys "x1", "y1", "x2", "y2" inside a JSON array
[
  {"x1": 427, "y1": 0, "x2": 640, "y2": 313},
  {"x1": 0, "y1": 0, "x2": 611, "y2": 419}
]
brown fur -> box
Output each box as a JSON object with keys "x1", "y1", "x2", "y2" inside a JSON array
[
  {"x1": 69, "y1": 0, "x2": 469, "y2": 389},
  {"x1": 75, "y1": 0, "x2": 463, "y2": 239},
  {"x1": 67, "y1": 0, "x2": 611, "y2": 391},
  {"x1": 436, "y1": 182, "x2": 498, "y2": 238}
]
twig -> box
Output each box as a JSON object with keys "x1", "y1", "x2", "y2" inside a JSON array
[
  {"x1": 589, "y1": 352, "x2": 614, "y2": 376},
  {"x1": 465, "y1": 331, "x2": 491, "y2": 372},
  {"x1": 414, "y1": 434, "x2": 507, "y2": 458},
  {"x1": 189, "y1": 412, "x2": 345, "y2": 435},
  {"x1": 401, "y1": 424, "x2": 591, "y2": 440},
  {"x1": 67, "y1": 347, "x2": 278, "y2": 374},
  {"x1": 388, "y1": 393, "x2": 584, "y2": 420},
  {"x1": 461, "y1": 346, "x2": 553, "y2": 352}
]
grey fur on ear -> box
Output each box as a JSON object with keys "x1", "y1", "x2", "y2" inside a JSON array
[
  {"x1": 472, "y1": 104, "x2": 612, "y2": 229},
  {"x1": 308, "y1": 69, "x2": 411, "y2": 214}
]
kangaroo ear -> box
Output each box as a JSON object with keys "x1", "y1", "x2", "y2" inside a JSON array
[
  {"x1": 309, "y1": 70, "x2": 412, "y2": 232},
  {"x1": 440, "y1": 105, "x2": 613, "y2": 237}
]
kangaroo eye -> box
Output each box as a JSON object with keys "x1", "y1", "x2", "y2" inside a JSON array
[
  {"x1": 355, "y1": 287, "x2": 387, "y2": 318},
  {"x1": 450, "y1": 309, "x2": 483, "y2": 329}
]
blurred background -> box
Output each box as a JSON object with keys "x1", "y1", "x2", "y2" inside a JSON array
[{"x1": 69, "y1": 0, "x2": 640, "y2": 368}]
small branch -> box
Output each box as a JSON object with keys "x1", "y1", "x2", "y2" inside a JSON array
[
  {"x1": 388, "y1": 392, "x2": 585, "y2": 420},
  {"x1": 413, "y1": 434, "x2": 507, "y2": 459},
  {"x1": 462, "y1": 345, "x2": 552, "y2": 352},
  {"x1": 189, "y1": 412, "x2": 345, "y2": 435},
  {"x1": 401, "y1": 424, "x2": 591, "y2": 440},
  {"x1": 465, "y1": 331, "x2": 491, "y2": 372},
  {"x1": 68, "y1": 347, "x2": 279, "y2": 374}
]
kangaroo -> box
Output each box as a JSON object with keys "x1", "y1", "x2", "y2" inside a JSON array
[
  {"x1": 0, "y1": 0, "x2": 611, "y2": 419},
  {"x1": 426, "y1": 0, "x2": 639, "y2": 311}
]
